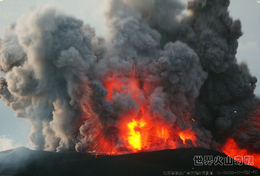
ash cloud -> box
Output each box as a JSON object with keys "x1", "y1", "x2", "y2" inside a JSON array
[
  {"x1": 0, "y1": 4, "x2": 101, "y2": 151},
  {"x1": 0, "y1": 0, "x2": 259, "y2": 154}
]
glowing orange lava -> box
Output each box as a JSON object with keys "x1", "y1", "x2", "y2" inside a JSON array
[
  {"x1": 127, "y1": 119, "x2": 146, "y2": 150},
  {"x1": 222, "y1": 138, "x2": 260, "y2": 169},
  {"x1": 179, "y1": 131, "x2": 196, "y2": 145},
  {"x1": 98, "y1": 73, "x2": 197, "y2": 154}
]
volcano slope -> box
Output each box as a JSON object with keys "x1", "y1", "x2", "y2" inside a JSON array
[{"x1": 0, "y1": 147, "x2": 259, "y2": 176}]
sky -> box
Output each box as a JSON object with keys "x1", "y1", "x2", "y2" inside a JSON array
[{"x1": 0, "y1": 0, "x2": 259, "y2": 151}]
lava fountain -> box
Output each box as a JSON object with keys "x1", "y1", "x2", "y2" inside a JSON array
[{"x1": 80, "y1": 72, "x2": 197, "y2": 154}]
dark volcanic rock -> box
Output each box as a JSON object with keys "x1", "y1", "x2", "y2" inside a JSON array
[{"x1": 0, "y1": 147, "x2": 259, "y2": 176}]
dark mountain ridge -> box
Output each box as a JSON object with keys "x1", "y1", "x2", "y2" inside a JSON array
[{"x1": 0, "y1": 147, "x2": 259, "y2": 176}]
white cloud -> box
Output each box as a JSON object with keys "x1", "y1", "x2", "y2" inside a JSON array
[{"x1": 0, "y1": 136, "x2": 26, "y2": 151}]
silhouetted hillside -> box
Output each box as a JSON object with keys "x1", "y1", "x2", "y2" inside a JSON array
[{"x1": 0, "y1": 147, "x2": 259, "y2": 176}]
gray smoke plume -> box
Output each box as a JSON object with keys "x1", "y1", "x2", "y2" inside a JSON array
[
  {"x1": 0, "y1": 4, "x2": 103, "y2": 151},
  {"x1": 0, "y1": 0, "x2": 259, "y2": 154}
]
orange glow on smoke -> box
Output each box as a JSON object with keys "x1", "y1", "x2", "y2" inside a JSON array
[
  {"x1": 179, "y1": 131, "x2": 196, "y2": 144},
  {"x1": 103, "y1": 75, "x2": 140, "y2": 101},
  {"x1": 222, "y1": 138, "x2": 260, "y2": 169},
  {"x1": 93, "y1": 73, "x2": 197, "y2": 154}
]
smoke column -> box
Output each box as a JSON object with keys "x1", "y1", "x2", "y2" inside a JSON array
[{"x1": 0, "y1": 0, "x2": 259, "y2": 158}]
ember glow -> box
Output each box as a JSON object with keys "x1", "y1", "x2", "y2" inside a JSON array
[
  {"x1": 222, "y1": 138, "x2": 260, "y2": 169},
  {"x1": 126, "y1": 119, "x2": 145, "y2": 150},
  {"x1": 97, "y1": 74, "x2": 197, "y2": 154}
]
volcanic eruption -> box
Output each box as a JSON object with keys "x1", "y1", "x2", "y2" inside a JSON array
[{"x1": 0, "y1": 0, "x2": 260, "y2": 169}]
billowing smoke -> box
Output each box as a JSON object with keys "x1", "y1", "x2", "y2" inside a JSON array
[{"x1": 0, "y1": 0, "x2": 259, "y2": 154}]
